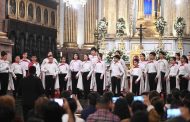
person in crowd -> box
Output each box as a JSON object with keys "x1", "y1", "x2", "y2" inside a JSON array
[
  {"x1": 130, "y1": 59, "x2": 144, "y2": 95},
  {"x1": 69, "y1": 53, "x2": 82, "y2": 95},
  {"x1": 81, "y1": 92, "x2": 100, "y2": 120},
  {"x1": 42, "y1": 101, "x2": 63, "y2": 122},
  {"x1": 175, "y1": 52, "x2": 181, "y2": 65},
  {"x1": 110, "y1": 55, "x2": 125, "y2": 96},
  {"x1": 77, "y1": 54, "x2": 93, "y2": 99},
  {"x1": 157, "y1": 51, "x2": 169, "y2": 93},
  {"x1": 145, "y1": 52, "x2": 158, "y2": 91},
  {"x1": 11, "y1": 56, "x2": 26, "y2": 97},
  {"x1": 125, "y1": 92, "x2": 135, "y2": 107},
  {"x1": 178, "y1": 55, "x2": 189, "y2": 91},
  {"x1": 167, "y1": 57, "x2": 179, "y2": 92},
  {"x1": 113, "y1": 98, "x2": 131, "y2": 122},
  {"x1": 130, "y1": 111, "x2": 149, "y2": 122},
  {"x1": 93, "y1": 53, "x2": 106, "y2": 95},
  {"x1": 0, "y1": 51, "x2": 11, "y2": 95},
  {"x1": 0, "y1": 104, "x2": 15, "y2": 122},
  {"x1": 62, "y1": 98, "x2": 84, "y2": 122},
  {"x1": 20, "y1": 52, "x2": 30, "y2": 75},
  {"x1": 29, "y1": 55, "x2": 41, "y2": 77},
  {"x1": 89, "y1": 47, "x2": 98, "y2": 65},
  {"x1": 18, "y1": 66, "x2": 44, "y2": 121},
  {"x1": 165, "y1": 94, "x2": 173, "y2": 110},
  {"x1": 87, "y1": 96, "x2": 120, "y2": 122},
  {"x1": 41, "y1": 51, "x2": 58, "y2": 66},
  {"x1": 41, "y1": 56, "x2": 59, "y2": 97},
  {"x1": 58, "y1": 56, "x2": 70, "y2": 93},
  {"x1": 181, "y1": 93, "x2": 190, "y2": 122}
]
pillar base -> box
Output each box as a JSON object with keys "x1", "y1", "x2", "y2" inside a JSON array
[
  {"x1": 63, "y1": 42, "x2": 78, "y2": 48},
  {"x1": 83, "y1": 43, "x2": 96, "y2": 49}
]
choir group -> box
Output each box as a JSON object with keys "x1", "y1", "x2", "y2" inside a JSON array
[{"x1": 0, "y1": 48, "x2": 190, "y2": 98}]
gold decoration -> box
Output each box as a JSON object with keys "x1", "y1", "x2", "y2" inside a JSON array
[
  {"x1": 130, "y1": 45, "x2": 141, "y2": 68},
  {"x1": 177, "y1": 37, "x2": 183, "y2": 50}
]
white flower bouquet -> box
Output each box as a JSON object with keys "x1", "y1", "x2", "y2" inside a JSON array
[
  {"x1": 116, "y1": 18, "x2": 126, "y2": 37},
  {"x1": 98, "y1": 17, "x2": 108, "y2": 38},
  {"x1": 154, "y1": 17, "x2": 167, "y2": 36},
  {"x1": 174, "y1": 17, "x2": 186, "y2": 37}
]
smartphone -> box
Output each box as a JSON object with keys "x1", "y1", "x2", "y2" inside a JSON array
[
  {"x1": 134, "y1": 96, "x2": 144, "y2": 102},
  {"x1": 112, "y1": 97, "x2": 119, "y2": 103},
  {"x1": 167, "y1": 108, "x2": 181, "y2": 118},
  {"x1": 54, "y1": 98, "x2": 64, "y2": 106}
]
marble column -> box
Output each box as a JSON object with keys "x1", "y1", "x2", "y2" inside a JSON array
[
  {"x1": 63, "y1": 5, "x2": 78, "y2": 48},
  {"x1": 77, "y1": 6, "x2": 84, "y2": 48},
  {"x1": 59, "y1": 0, "x2": 64, "y2": 47},
  {"x1": 84, "y1": 0, "x2": 98, "y2": 48}
]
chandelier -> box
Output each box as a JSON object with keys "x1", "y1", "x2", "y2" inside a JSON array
[{"x1": 64, "y1": 0, "x2": 87, "y2": 7}]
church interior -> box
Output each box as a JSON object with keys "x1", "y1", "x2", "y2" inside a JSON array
[{"x1": 0, "y1": 0, "x2": 190, "y2": 63}]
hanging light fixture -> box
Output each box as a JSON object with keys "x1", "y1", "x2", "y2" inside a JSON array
[{"x1": 63, "y1": 0, "x2": 87, "y2": 7}]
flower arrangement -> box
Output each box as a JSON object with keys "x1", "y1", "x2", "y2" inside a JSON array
[
  {"x1": 116, "y1": 18, "x2": 126, "y2": 37},
  {"x1": 98, "y1": 17, "x2": 108, "y2": 38},
  {"x1": 104, "y1": 49, "x2": 129, "y2": 64},
  {"x1": 174, "y1": 17, "x2": 186, "y2": 37},
  {"x1": 154, "y1": 17, "x2": 167, "y2": 36}
]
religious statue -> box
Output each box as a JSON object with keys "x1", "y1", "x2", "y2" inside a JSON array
[
  {"x1": 9, "y1": 0, "x2": 16, "y2": 15},
  {"x1": 44, "y1": 9, "x2": 49, "y2": 25},
  {"x1": 36, "y1": 6, "x2": 41, "y2": 23},
  {"x1": 19, "y1": 0, "x2": 25, "y2": 18},
  {"x1": 28, "y1": 3, "x2": 34, "y2": 20},
  {"x1": 51, "y1": 11, "x2": 55, "y2": 26}
]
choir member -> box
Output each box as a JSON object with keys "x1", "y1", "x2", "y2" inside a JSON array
[
  {"x1": 41, "y1": 51, "x2": 58, "y2": 66},
  {"x1": 110, "y1": 55, "x2": 125, "y2": 96},
  {"x1": 114, "y1": 50, "x2": 127, "y2": 70},
  {"x1": 20, "y1": 52, "x2": 30, "y2": 75},
  {"x1": 145, "y1": 52, "x2": 158, "y2": 91},
  {"x1": 41, "y1": 56, "x2": 59, "y2": 97},
  {"x1": 11, "y1": 56, "x2": 26, "y2": 97},
  {"x1": 157, "y1": 51, "x2": 169, "y2": 93},
  {"x1": 29, "y1": 55, "x2": 41, "y2": 77},
  {"x1": 167, "y1": 57, "x2": 179, "y2": 92},
  {"x1": 178, "y1": 55, "x2": 189, "y2": 91},
  {"x1": 94, "y1": 53, "x2": 106, "y2": 95},
  {"x1": 175, "y1": 53, "x2": 181, "y2": 65},
  {"x1": 139, "y1": 53, "x2": 147, "y2": 74},
  {"x1": 89, "y1": 47, "x2": 98, "y2": 65},
  {"x1": 0, "y1": 51, "x2": 10, "y2": 95},
  {"x1": 70, "y1": 53, "x2": 82, "y2": 95},
  {"x1": 130, "y1": 59, "x2": 144, "y2": 95},
  {"x1": 77, "y1": 54, "x2": 93, "y2": 99},
  {"x1": 58, "y1": 57, "x2": 70, "y2": 93}
]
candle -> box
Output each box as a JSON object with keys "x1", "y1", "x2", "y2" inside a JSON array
[{"x1": 60, "y1": 52, "x2": 63, "y2": 57}]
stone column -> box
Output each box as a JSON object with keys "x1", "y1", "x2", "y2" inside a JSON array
[
  {"x1": 63, "y1": 6, "x2": 78, "y2": 48},
  {"x1": 84, "y1": 0, "x2": 98, "y2": 49},
  {"x1": 77, "y1": 6, "x2": 84, "y2": 48},
  {"x1": 59, "y1": 0, "x2": 64, "y2": 47}
]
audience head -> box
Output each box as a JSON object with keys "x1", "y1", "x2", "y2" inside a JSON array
[
  {"x1": 171, "y1": 88, "x2": 181, "y2": 100},
  {"x1": 88, "y1": 92, "x2": 100, "y2": 106},
  {"x1": 34, "y1": 97, "x2": 49, "y2": 117},
  {"x1": 0, "y1": 95, "x2": 15, "y2": 109},
  {"x1": 96, "y1": 96, "x2": 111, "y2": 110},
  {"x1": 131, "y1": 101, "x2": 146, "y2": 114},
  {"x1": 125, "y1": 92, "x2": 135, "y2": 107},
  {"x1": 130, "y1": 111, "x2": 149, "y2": 122},
  {"x1": 140, "y1": 53, "x2": 146, "y2": 61},
  {"x1": 1, "y1": 51, "x2": 7, "y2": 60},
  {"x1": 166, "y1": 94, "x2": 173, "y2": 104},
  {"x1": 29, "y1": 66, "x2": 36, "y2": 75},
  {"x1": 181, "y1": 93, "x2": 190, "y2": 121},
  {"x1": 113, "y1": 98, "x2": 131, "y2": 120},
  {"x1": 151, "y1": 97, "x2": 165, "y2": 118},
  {"x1": 149, "y1": 90, "x2": 160, "y2": 102},
  {"x1": 42, "y1": 101, "x2": 62, "y2": 122}
]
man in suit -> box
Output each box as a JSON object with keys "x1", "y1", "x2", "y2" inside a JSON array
[{"x1": 19, "y1": 66, "x2": 44, "y2": 121}]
